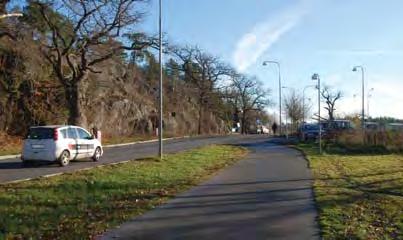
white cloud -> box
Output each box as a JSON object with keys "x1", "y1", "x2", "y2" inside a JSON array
[{"x1": 232, "y1": 0, "x2": 312, "y2": 72}]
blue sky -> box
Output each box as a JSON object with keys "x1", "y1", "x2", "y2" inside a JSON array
[{"x1": 142, "y1": 0, "x2": 403, "y2": 119}]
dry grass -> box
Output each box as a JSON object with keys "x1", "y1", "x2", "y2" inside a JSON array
[
  {"x1": 335, "y1": 130, "x2": 403, "y2": 153},
  {"x1": 0, "y1": 132, "x2": 22, "y2": 156}
]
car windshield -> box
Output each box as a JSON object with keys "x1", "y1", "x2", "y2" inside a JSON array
[{"x1": 26, "y1": 128, "x2": 54, "y2": 140}]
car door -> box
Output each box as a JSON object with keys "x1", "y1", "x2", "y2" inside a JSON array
[
  {"x1": 76, "y1": 127, "x2": 94, "y2": 157},
  {"x1": 66, "y1": 127, "x2": 79, "y2": 159}
]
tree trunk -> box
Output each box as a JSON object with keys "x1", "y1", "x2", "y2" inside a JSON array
[
  {"x1": 241, "y1": 111, "x2": 247, "y2": 134},
  {"x1": 3, "y1": 94, "x2": 15, "y2": 132},
  {"x1": 66, "y1": 82, "x2": 87, "y2": 127},
  {"x1": 0, "y1": 2, "x2": 7, "y2": 15},
  {"x1": 198, "y1": 102, "x2": 203, "y2": 135}
]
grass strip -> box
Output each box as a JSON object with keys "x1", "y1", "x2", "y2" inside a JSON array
[
  {"x1": 0, "y1": 145, "x2": 247, "y2": 239},
  {"x1": 297, "y1": 143, "x2": 402, "y2": 239}
]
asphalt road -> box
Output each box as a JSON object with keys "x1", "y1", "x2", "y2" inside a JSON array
[
  {"x1": 100, "y1": 138, "x2": 320, "y2": 240},
  {"x1": 0, "y1": 135, "x2": 267, "y2": 184}
]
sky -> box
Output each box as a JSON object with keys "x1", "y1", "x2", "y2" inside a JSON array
[{"x1": 140, "y1": 0, "x2": 403, "y2": 120}]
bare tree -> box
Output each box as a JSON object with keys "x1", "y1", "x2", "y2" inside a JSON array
[
  {"x1": 283, "y1": 90, "x2": 304, "y2": 131},
  {"x1": 30, "y1": 0, "x2": 157, "y2": 126},
  {"x1": 321, "y1": 85, "x2": 342, "y2": 124},
  {"x1": 230, "y1": 74, "x2": 270, "y2": 134},
  {"x1": 170, "y1": 46, "x2": 232, "y2": 134}
]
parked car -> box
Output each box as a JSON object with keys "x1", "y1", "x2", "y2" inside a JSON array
[
  {"x1": 321, "y1": 120, "x2": 354, "y2": 130},
  {"x1": 21, "y1": 125, "x2": 103, "y2": 167},
  {"x1": 298, "y1": 123, "x2": 322, "y2": 141},
  {"x1": 262, "y1": 126, "x2": 270, "y2": 134},
  {"x1": 386, "y1": 123, "x2": 403, "y2": 131}
]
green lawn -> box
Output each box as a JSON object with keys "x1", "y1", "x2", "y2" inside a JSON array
[
  {"x1": 298, "y1": 143, "x2": 403, "y2": 239},
  {"x1": 0, "y1": 145, "x2": 247, "y2": 239}
]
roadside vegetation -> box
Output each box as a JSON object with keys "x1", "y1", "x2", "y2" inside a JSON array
[
  {"x1": 0, "y1": 145, "x2": 247, "y2": 239},
  {"x1": 0, "y1": 132, "x2": 21, "y2": 156},
  {"x1": 298, "y1": 142, "x2": 402, "y2": 239}
]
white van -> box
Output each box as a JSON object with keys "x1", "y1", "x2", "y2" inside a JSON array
[{"x1": 21, "y1": 125, "x2": 103, "y2": 167}]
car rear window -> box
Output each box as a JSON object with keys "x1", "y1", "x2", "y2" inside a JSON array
[{"x1": 27, "y1": 128, "x2": 54, "y2": 139}]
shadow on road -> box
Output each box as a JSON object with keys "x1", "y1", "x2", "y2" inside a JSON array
[{"x1": 0, "y1": 161, "x2": 60, "y2": 169}]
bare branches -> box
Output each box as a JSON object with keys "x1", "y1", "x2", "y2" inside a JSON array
[
  {"x1": 283, "y1": 90, "x2": 304, "y2": 126},
  {"x1": 229, "y1": 74, "x2": 271, "y2": 133},
  {"x1": 321, "y1": 85, "x2": 343, "y2": 122},
  {"x1": 33, "y1": 0, "x2": 149, "y2": 84},
  {"x1": 28, "y1": 0, "x2": 150, "y2": 124}
]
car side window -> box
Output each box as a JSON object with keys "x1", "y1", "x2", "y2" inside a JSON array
[
  {"x1": 60, "y1": 129, "x2": 68, "y2": 139},
  {"x1": 77, "y1": 128, "x2": 91, "y2": 140},
  {"x1": 67, "y1": 128, "x2": 78, "y2": 139}
]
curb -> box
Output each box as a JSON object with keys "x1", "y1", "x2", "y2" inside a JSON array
[
  {"x1": 0, "y1": 154, "x2": 20, "y2": 160},
  {"x1": 104, "y1": 135, "x2": 191, "y2": 148}
]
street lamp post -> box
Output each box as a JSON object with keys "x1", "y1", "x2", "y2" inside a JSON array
[
  {"x1": 302, "y1": 85, "x2": 317, "y2": 124},
  {"x1": 311, "y1": 73, "x2": 322, "y2": 154},
  {"x1": 282, "y1": 86, "x2": 290, "y2": 139},
  {"x1": 158, "y1": 0, "x2": 163, "y2": 159},
  {"x1": 367, "y1": 88, "x2": 374, "y2": 118},
  {"x1": 263, "y1": 60, "x2": 282, "y2": 136},
  {"x1": 352, "y1": 66, "x2": 365, "y2": 129}
]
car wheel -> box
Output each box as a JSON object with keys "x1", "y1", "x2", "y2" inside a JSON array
[
  {"x1": 92, "y1": 147, "x2": 101, "y2": 162},
  {"x1": 59, "y1": 150, "x2": 70, "y2": 167},
  {"x1": 22, "y1": 159, "x2": 31, "y2": 167}
]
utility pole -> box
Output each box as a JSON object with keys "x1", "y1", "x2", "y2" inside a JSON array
[
  {"x1": 353, "y1": 66, "x2": 365, "y2": 143},
  {"x1": 312, "y1": 73, "x2": 322, "y2": 154},
  {"x1": 158, "y1": 0, "x2": 163, "y2": 159},
  {"x1": 263, "y1": 61, "x2": 282, "y2": 136},
  {"x1": 302, "y1": 85, "x2": 316, "y2": 123}
]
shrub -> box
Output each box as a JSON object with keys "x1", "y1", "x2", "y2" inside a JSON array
[{"x1": 335, "y1": 129, "x2": 403, "y2": 153}]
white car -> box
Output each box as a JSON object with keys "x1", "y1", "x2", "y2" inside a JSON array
[{"x1": 21, "y1": 125, "x2": 103, "y2": 167}]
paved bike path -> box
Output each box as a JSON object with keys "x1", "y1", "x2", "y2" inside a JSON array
[{"x1": 100, "y1": 139, "x2": 320, "y2": 240}]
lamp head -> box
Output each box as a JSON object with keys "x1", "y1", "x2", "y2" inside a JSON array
[
  {"x1": 262, "y1": 61, "x2": 267, "y2": 66},
  {"x1": 352, "y1": 66, "x2": 361, "y2": 72},
  {"x1": 311, "y1": 73, "x2": 319, "y2": 80}
]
